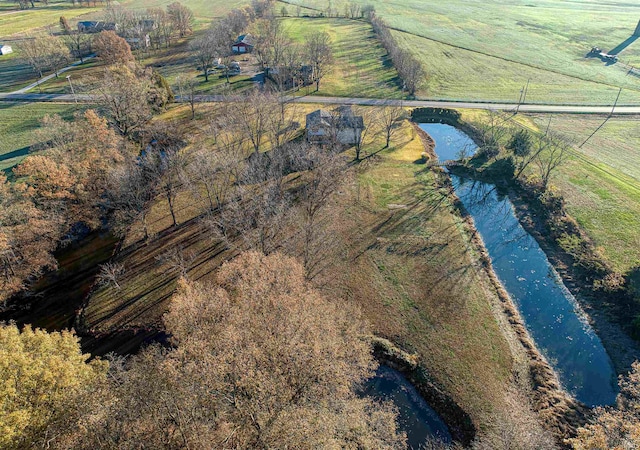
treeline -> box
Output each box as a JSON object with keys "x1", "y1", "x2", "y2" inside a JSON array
[
  {"x1": 12, "y1": 0, "x2": 112, "y2": 10},
  {"x1": 370, "y1": 14, "x2": 424, "y2": 96},
  {"x1": 102, "y1": 1, "x2": 194, "y2": 48}
]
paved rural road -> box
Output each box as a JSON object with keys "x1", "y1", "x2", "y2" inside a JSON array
[
  {"x1": 13, "y1": 55, "x2": 96, "y2": 94},
  {"x1": 2, "y1": 91, "x2": 640, "y2": 114}
]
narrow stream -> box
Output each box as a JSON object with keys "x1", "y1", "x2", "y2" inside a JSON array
[
  {"x1": 420, "y1": 123, "x2": 618, "y2": 407},
  {"x1": 363, "y1": 366, "x2": 452, "y2": 449}
]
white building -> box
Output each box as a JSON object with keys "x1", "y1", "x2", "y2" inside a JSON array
[{"x1": 0, "y1": 44, "x2": 13, "y2": 56}]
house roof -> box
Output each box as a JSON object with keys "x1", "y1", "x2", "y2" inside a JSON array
[
  {"x1": 306, "y1": 108, "x2": 364, "y2": 129},
  {"x1": 234, "y1": 34, "x2": 254, "y2": 46}
]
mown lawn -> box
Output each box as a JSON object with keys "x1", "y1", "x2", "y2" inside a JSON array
[
  {"x1": 285, "y1": 0, "x2": 640, "y2": 104},
  {"x1": 0, "y1": 44, "x2": 35, "y2": 93},
  {"x1": 0, "y1": 101, "x2": 82, "y2": 171}
]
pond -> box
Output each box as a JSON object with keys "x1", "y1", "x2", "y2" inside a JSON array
[
  {"x1": 419, "y1": 123, "x2": 618, "y2": 407},
  {"x1": 363, "y1": 365, "x2": 452, "y2": 449}
]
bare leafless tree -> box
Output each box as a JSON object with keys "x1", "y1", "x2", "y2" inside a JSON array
[
  {"x1": 205, "y1": 181, "x2": 293, "y2": 255},
  {"x1": 155, "y1": 246, "x2": 197, "y2": 278},
  {"x1": 140, "y1": 126, "x2": 188, "y2": 228},
  {"x1": 379, "y1": 104, "x2": 406, "y2": 148},
  {"x1": 167, "y1": 2, "x2": 193, "y2": 37},
  {"x1": 63, "y1": 32, "x2": 91, "y2": 63},
  {"x1": 305, "y1": 31, "x2": 333, "y2": 92},
  {"x1": 175, "y1": 74, "x2": 198, "y2": 119},
  {"x1": 227, "y1": 89, "x2": 274, "y2": 154},
  {"x1": 97, "y1": 262, "x2": 125, "y2": 289},
  {"x1": 183, "y1": 147, "x2": 241, "y2": 212},
  {"x1": 475, "y1": 110, "x2": 510, "y2": 160},
  {"x1": 353, "y1": 106, "x2": 378, "y2": 160},
  {"x1": 294, "y1": 147, "x2": 346, "y2": 280},
  {"x1": 534, "y1": 132, "x2": 570, "y2": 190},
  {"x1": 190, "y1": 30, "x2": 217, "y2": 82},
  {"x1": 107, "y1": 160, "x2": 156, "y2": 241}
]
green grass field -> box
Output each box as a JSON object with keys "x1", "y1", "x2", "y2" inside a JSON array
[
  {"x1": 0, "y1": 1, "x2": 101, "y2": 38},
  {"x1": 0, "y1": 101, "x2": 81, "y2": 171},
  {"x1": 283, "y1": 17, "x2": 403, "y2": 98},
  {"x1": 285, "y1": 0, "x2": 640, "y2": 104},
  {"x1": 523, "y1": 113, "x2": 640, "y2": 274}
]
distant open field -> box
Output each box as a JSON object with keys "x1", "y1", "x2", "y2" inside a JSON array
[
  {"x1": 285, "y1": 0, "x2": 640, "y2": 104},
  {"x1": 0, "y1": 101, "x2": 81, "y2": 172},
  {"x1": 0, "y1": 1, "x2": 101, "y2": 38}
]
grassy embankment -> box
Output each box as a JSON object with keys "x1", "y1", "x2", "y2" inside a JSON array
[
  {"x1": 80, "y1": 102, "x2": 573, "y2": 440},
  {"x1": 0, "y1": 101, "x2": 82, "y2": 171},
  {"x1": 284, "y1": 0, "x2": 640, "y2": 104}
]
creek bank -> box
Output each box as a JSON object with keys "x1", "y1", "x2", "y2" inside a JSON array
[
  {"x1": 372, "y1": 336, "x2": 475, "y2": 446},
  {"x1": 447, "y1": 163, "x2": 640, "y2": 377},
  {"x1": 0, "y1": 231, "x2": 167, "y2": 357},
  {"x1": 413, "y1": 108, "x2": 638, "y2": 376},
  {"x1": 413, "y1": 117, "x2": 591, "y2": 442}
]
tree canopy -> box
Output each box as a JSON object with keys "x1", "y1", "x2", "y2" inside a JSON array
[
  {"x1": 0, "y1": 324, "x2": 107, "y2": 450},
  {"x1": 63, "y1": 252, "x2": 406, "y2": 449}
]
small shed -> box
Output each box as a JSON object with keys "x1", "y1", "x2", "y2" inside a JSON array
[
  {"x1": 232, "y1": 35, "x2": 254, "y2": 54},
  {"x1": 0, "y1": 44, "x2": 13, "y2": 55}
]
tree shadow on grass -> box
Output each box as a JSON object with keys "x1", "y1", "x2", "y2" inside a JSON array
[{"x1": 0, "y1": 145, "x2": 29, "y2": 163}]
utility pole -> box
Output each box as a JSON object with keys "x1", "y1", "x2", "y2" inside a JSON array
[
  {"x1": 66, "y1": 75, "x2": 77, "y2": 104},
  {"x1": 516, "y1": 86, "x2": 524, "y2": 113}
]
